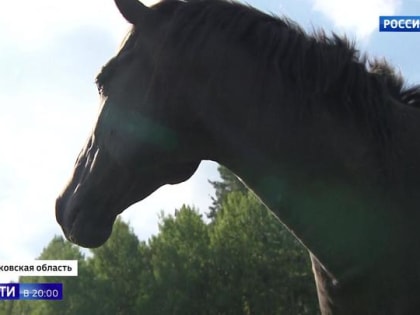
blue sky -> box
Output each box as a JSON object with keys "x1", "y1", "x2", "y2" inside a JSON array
[{"x1": 0, "y1": 0, "x2": 418, "y2": 282}]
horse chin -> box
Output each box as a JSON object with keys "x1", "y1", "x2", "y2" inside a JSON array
[{"x1": 67, "y1": 212, "x2": 116, "y2": 248}]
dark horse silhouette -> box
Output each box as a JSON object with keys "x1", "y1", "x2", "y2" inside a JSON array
[{"x1": 56, "y1": 0, "x2": 420, "y2": 313}]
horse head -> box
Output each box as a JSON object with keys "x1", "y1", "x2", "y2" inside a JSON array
[{"x1": 56, "y1": 0, "x2": 202, "y2": 247}]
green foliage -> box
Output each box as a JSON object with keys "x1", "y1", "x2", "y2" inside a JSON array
[
  {"x1": 90, "y1": 218, "x2": 145, "y2": 315},
  {"x1": 144, "y1": 206, "x2": 211, "y2": 315},
  {"x1": 0, "y1": 292, "x2": 17, "y2": 315},
  {"x1": 14, "y1": 236, "x2": 95, "y2": 315},
  {"x1": 210, "y1": 191, "x2": 318, "y2": 314},
  {"x1": 208, "y1": 165, "x2": 248, "y2": 218}
]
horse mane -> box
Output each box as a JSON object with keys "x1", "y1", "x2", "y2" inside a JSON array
[
  {"x1": 369, "y1": 59, "x2": 420, "y2": 108},
  {"x1": 157, "y1": 0, "x2": 419, "y2": 140},
  {"x1": 99, "y1": 0, "x2": 420, "y2": 144}
]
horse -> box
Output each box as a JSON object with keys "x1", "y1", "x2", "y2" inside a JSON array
[{"x1": 56, "y1": 0, "x2": 420, "y2": 313}]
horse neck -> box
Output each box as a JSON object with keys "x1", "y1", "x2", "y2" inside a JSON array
[
  {"x1": 201, "y1": 76, "x2": 420, "y2": 313},
  {"x1": 311, "y1": 252, "x2": 420, "y2": 315}
]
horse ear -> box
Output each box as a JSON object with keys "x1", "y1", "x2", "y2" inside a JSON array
[{"x1": 114, "y1": 0, "x2": 149, "y2": 24}]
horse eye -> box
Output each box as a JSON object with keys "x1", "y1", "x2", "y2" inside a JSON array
[{"x1": 97, "y1": 85, "x2": 105, "y2": 95}]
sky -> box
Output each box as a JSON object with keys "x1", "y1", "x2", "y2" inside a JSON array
[{"x1": 0, "y1": 0, "x2": 419, "y2": 282}]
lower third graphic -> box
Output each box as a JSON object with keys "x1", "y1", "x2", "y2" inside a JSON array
[{"x1": 0, "y1": 283, "x2": 63, "y2": 300}]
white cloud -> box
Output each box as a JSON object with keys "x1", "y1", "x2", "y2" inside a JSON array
[
  {"x1": 312, "y1": 0, "x2": 401, "y2": 39},
  {"x1": 0, "y1": 0, "x2": 159, "y2": 51}
]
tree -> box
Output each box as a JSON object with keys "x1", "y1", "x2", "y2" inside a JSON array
[
  {"x1": 89, "y1": 218, "x2": 147, "y2": 315},
  {"x1": 9, "y1": 221, "x2": 149, "y2": 315},
  {"x1": 209, "y1": 191, "x2": 319, "y2": 314},
  {"x1": 146, "y1": 206, "x2": 211, "y2": 315},
  {"x1": 208, "y1": 165, "x2": 248, "y2": 218},
  {"x1": 0, "y1": 284, "x2": 17, "y2": 315},
  {"x1": 16, "y1": 235, "x2": 95, "y2": 315}
]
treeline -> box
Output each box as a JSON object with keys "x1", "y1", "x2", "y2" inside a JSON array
[{"x1": 1, "y1": 167, "x2": 319, "y2": 315}]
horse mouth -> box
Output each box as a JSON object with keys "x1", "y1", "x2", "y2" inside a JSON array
[{"x1": 55, "y1": 194, "x2": 117, "y2": 248}]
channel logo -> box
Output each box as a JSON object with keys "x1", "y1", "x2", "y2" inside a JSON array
[{"x1": 379, "y1": 16, "x2": 420, "y2": 32}]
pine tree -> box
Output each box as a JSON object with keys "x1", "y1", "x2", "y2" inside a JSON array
[{"x1": 207, "y1": 165, "x2": 248, "y2": 218}]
